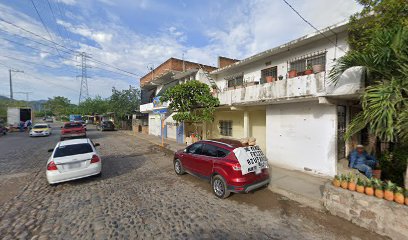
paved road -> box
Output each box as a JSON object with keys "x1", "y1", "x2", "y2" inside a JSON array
[{"x1": 0, "y1": 125, "x2": 386, "y2": 239}]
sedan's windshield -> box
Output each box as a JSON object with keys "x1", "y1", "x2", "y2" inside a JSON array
[
  {"x1": 33, "y1": 125, "x2": 48, "y2": 129},
  {"x1": 53, "y1": 143, "x2": 93, "y2": 157}
]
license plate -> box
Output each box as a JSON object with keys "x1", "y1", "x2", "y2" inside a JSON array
[{"x1": 67, "y1": 162, "x2": 81, "y2": 169}]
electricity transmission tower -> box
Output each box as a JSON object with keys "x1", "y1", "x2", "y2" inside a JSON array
[{"x1": 78, "y1": 52, "x2": 89, "y2": 104}]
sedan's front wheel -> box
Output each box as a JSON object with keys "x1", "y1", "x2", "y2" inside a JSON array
[
  {"x1": 212, "y1": 175, "x2": 230, "y2": 199},
  {"x1": 174, "y1": 159, "x2": 185, "y2": 175}
]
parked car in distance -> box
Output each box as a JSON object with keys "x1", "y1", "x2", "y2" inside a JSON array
[
  {"x1": 60, "y1": 122, "x2": 86, "y2": 141},
  {"x1": 174, "y1": 139, "x2": 270, "y2": 198},
  {"x1": 46, "y1": 138, "x2": 101, "y2": 184},
  {"x1": 30, "y1": 123, "x2": 52, "y2": 137},
  {"x1": 45, "y1": 116, "x2": 53, "y2": 123},
  {"x1": 97, "y1": 120, "x2": 115, "y2": 131}
]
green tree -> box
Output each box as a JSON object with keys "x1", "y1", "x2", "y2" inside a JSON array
[
  {"x1": 77, "y1": 96, "x2": 110, "y2": 115},
  {"x1": 160, "y1": 80, "x2": 219, "y2": 122},
  {"x1": 348, "y1": 0, "x2": 408, "y2": 51},
  {"x1": 44, "y1": 96, "x2": 72, "y2": 118},
  {"x1": 109, "y1": 86, "x2": 140, "y2": 120},
  {"x1": 330, "y1": 27, "x2": 408, "y2": 142}
]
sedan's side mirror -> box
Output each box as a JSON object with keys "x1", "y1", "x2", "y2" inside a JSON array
[
  {"x1": 183, "y1": 149, "x2": 187, "y2": 153},
  {"x1": 47, "y1": 149, "x2": 54, "y2": 152},
  {"x1": 94, "y1": 143, "x2": 100, "y2": 147}
]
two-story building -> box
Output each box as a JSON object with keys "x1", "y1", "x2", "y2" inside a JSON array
[
  {"x1": 139, "y1": 57, "x2": 218, "y2": 143},
  {"x1": 206, "y1": 21, "x2": 364, "y2": 177}
]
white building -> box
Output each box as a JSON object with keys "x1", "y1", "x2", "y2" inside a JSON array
[{"x1": 208, "y1": 21, "x2": 363, "y2": 177}]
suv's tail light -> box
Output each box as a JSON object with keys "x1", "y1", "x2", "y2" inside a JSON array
[
  {"x1": 232, "y1": 163, "x2": 241, "y2": 171},
  {"x1": 47, "y1": 161, "x2": 58, "y2": 171},
  {"x1": 91, "y1": 155, "x2": 100, "y2": 163}
]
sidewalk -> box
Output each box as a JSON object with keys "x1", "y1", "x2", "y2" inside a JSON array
[{"x1": 123, "y1": 130, "x2": 328, "y2": 210}]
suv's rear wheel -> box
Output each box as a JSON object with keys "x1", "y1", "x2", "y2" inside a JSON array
[
  {"x1": 174, "y1": 159, "x2": 185, "y2": 175},
  {"x1": 212, "y1": 175, "x2": 230, "y2": 199}
]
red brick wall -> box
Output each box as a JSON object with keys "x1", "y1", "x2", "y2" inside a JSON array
[
  {"x1": 218, "y1": 56, "x2": 240, "y2": 68},
  {"x1": 140, "y1": 58, "x2": 217, "y2": 86}
]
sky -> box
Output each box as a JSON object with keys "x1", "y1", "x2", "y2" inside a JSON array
[{"x1": 0, "y1": 0, "x2": 362, "y2": 103}]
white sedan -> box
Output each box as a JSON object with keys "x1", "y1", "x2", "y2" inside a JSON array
[{"x1": 46, "y1": 138, "x2": 102, "y2": 184}]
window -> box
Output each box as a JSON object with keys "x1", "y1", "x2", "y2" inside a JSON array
[
  {"x1": 53, "y1": 143, "x2": 93, "y2": 158},
  {"x1": 219, "y1": 120, "x2": 232, "y2": 136},
  {"x1": 64, "y1": 123, "x2": 83, "y2": 128},
  {"x1": 261, "y1": 66, "x2": 277, "y2": 83},
  {"x1": 186, "y1": 143, "x2": 203, "y2": 155},
  {"x1": 202, "y1": 144, "x2": 230, "y2": 158},
  {"x1": 227, "y1": 75, "x2": 244, "y2": 88},
  {"x1": 289, "y1": 53, "x2": 326, "y2": 73}
]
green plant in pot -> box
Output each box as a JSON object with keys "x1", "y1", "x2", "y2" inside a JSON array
[
  {"x1": 304, "y1": 65, "x2": 313, "y2": 75},
  {"x1": 356, "y1": 178, "x2": 365, "y2": 193}
]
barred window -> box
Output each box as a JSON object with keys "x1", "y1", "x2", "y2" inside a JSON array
[
  {"x1": 260, "y1": 66, "x2": 277, "y2": 83},
  {"x1": 219, "y1": 120, "x2": 232, "y2": 136},
  {"x1": 289, "y1": 53, "x2": 326, "y2": 73},
  {"x1": 227, "y1": 75, "x2": 244, "y2": 88}
]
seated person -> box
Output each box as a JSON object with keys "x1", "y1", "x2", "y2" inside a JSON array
[{"x1": 349, "y1": 144, "x2": 378, "y2": 178}]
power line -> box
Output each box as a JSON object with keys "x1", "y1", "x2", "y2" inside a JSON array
[
  {"x1": 0, "y1": 54, "x2": 77, "y2": 74},
  {"x1": 0, "y1": 17, "x2": 141, "y2": 77},
  {"x1": 0, "y1": 31, "x2": 136, "y2": 77},
  {"x1": 30, "y1": 0, "x2": 64, "y2": 58},
  {"x1": 281, "y1": 0, "x2": 347, "y2": 53},
  {"x1": 45, "y1": 0, "x2": 69, "y2": 49}
]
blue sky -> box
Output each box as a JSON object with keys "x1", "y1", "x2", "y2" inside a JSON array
[{"x1": 0, "y1": 0, "x2": 362, "y2": 103}]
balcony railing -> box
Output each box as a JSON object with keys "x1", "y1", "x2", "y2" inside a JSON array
[{"x1": 217, "y1": 67, "x2": 363, "y2": 106}]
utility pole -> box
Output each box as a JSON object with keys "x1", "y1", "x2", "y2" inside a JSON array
[
  {"x1": 77, "y1": 52, "x2": 89, "y2": 104},
  {"x1": 9, "y1": 69, "x2": 24, "y2": 100}
]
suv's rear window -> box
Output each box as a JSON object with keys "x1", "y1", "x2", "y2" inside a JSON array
[
  {"x1": 202, "y1": 144, "x2": 230, "y2": 158},
  {"x1": 54, "y1": 143, "x2": 93, "y2": 157},
  {"x1": 64, "y1": 123, "x2": 82, "y2": 128}
]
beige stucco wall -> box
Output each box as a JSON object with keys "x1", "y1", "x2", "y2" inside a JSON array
[
  {"x1": 249, "y1": 110, "x2": 266, "y2": 152},
  {"x1": 207, "y1": 109, "x2": 266, "y2": 152}
]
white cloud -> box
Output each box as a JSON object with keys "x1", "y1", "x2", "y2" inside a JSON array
[{"x1": 59, "y1": 0, "x2": 77, "y2": 6}]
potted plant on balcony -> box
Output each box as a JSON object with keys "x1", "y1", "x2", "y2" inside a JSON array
[
  {"x1": 304, "y1": 65, "x2": 313, "y2": 75},
  {"x1": 312, "y1": 64, "x2": 324, "y2": 73},
  {"x1": 265, "y1": 76, "x2": 275, "y2": 83},
  {"x1": 288, "y1": 69, "x2": 297, "y2": 78}
]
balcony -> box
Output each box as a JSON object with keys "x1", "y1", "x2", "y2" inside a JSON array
[
  {"x1": 140, "y1": 99, "x2": 170, "y2": 114},
  {"x1": 217, "y1": 67, "x2": 363, "y2": 106}
]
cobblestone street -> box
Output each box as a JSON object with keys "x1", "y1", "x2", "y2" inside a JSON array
[{"x1": 0, "y1": 126, "x2": 386, "y2": 240}]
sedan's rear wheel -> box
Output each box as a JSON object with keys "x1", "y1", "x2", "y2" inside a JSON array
[
  {"x1": 174, "y1": 159, "x2": 185, "y2": 175},
  {"x1": 212, "y1": 175, "x2": 230, "y2": 199}
]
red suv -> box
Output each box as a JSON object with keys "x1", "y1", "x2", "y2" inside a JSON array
[
  {"x1": 60, "y1": 122, "x2": 86, "y2": 141},
  {"x1": 174, "y1": 139, "x2": 270, "y2": 198}
]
